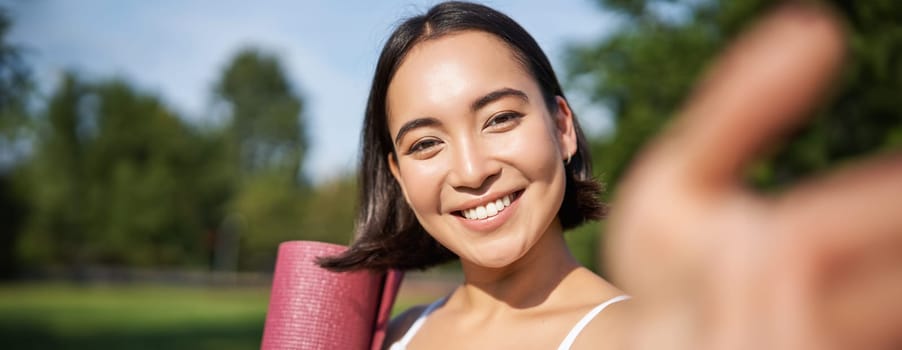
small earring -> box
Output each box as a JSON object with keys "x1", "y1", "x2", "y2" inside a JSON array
[{"x1": 565, "y1": 153, "x2": 572, "y2": 165}]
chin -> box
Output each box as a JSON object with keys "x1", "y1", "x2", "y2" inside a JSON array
[
  {"x1": 472, "y1": 257, "x2": 516, "y2": 269},
  {"x1": 466, "y1": 241, "x2": 529, "y2": 269}
]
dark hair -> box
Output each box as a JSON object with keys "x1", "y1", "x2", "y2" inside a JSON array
[{"x1": 318, "y1": 1, "x2": 605, "y2": 272}]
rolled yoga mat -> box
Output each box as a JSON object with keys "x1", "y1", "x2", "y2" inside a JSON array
[{"x1": 261, "y1": 241, "x2": 403, "y2": 350}]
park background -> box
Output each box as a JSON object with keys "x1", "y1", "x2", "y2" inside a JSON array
[{"x1": 0, "y1": 0, "x2": 899, "y2": 349}]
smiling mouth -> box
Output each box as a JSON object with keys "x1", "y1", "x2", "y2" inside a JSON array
[{"x1": 455, "y1": 190, "x2": 523, "y2": 220}]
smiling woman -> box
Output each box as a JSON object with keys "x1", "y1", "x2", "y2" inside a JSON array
[
  {"x1": 317, "y1": 1, "x2": 624, "y2": 349},
  {"x1": 315, "y1": 0, "x2": 902, "y2": 349}
]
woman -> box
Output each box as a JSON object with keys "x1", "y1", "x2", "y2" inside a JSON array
[
  {"x1": 319, "y1": 2, "x2": 630, "y2": 349},
  {"x1": 322, "y1": 1, "x2": 902, "y2": 349}
]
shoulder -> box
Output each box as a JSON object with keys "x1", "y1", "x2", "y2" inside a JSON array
[
  {"x1": 568, "y1": 296, "x2": 635, "y2": 350},
  {"x1": 381, "y1": 304, "x2": 430, "y2": 350}
]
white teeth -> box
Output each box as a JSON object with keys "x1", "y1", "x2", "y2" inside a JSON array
[
  {"x1": 461, "y1": 194, "x2": 514, "y2": 220},
  {"x1": 486, "y1": 203, "x2": 498, "y2": 216},
  {"x1": 476, "y1": 206, "x2": 487, "y2": 219}
]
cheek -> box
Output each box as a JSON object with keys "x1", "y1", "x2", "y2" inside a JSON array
[
  {"x1": 495, "y1": 120, "x2": 562, "y2": 179},
  {"x1": 398, "y1": 159, "x2": 446, "y2": 214}
]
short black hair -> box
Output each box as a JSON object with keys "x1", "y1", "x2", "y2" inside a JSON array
[{"x1": 318, "y1": 1, "x2": 605, "y2": 272}]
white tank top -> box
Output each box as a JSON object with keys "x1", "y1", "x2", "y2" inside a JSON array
[{"x1": 389, "y1": 294, "x2": 631, "y2": 350}]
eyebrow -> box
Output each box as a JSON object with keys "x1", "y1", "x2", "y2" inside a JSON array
[
  {"x1": 392, "y1": 87, "x2": 530, "y2": 146},
  {"x1": 471, "y1": 87, "x2": 529, "y2": 112}
]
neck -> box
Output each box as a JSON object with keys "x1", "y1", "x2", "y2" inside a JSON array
[{"x1": 456, "y1": 221, "x2": 581, "y2": 311}]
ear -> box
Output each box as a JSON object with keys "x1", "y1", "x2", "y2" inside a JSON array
[
  {"x1": 387, "y1": 152, "x2": 412, "y2": 204},
  {"x1": 553, "y1": 96, "x2": 578, "y2": 162}
]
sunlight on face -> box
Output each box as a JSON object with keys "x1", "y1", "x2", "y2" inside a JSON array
[{"x1": 385, "y1": 31, "x2": 577, "y2": 269}]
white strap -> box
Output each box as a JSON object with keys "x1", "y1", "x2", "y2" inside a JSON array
[
  {"x1": 391, "y1": 296, "x2": 448, "y2": 349},
  {"x1": 556, "y1": 295, "x2": 631, "y2": 350}
]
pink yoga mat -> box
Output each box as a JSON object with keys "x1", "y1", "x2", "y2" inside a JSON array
[{"x1": 261, "y1": 241, "x2": 403, "y2": 350}]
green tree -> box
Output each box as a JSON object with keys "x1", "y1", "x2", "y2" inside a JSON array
[
  {"x1": 0, "y1": 7, "x2": 31, "y2": 279},
  {"x1": 0, "y1": 7, "x2": 30, "y2": 154},
  {"x1": 16, "y1": 75, "x2": 87, "y2": 267},
  {"x1": 300, "y1": 174, "x2": 357, "y2": 246},
  {"x1": 214, "y1": 48, "x2": 310, "y2": 270},
  {"x1": 19, "y1": 74, "x2": 233, "y2": 268},
  {"x1": 215, "y1": 48, "x2": 307, "y2": 181},
  {"x1": 566, "y1": 0, "x2": 902, "y2": 269}
]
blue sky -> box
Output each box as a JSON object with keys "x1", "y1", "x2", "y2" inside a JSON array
[{"x1": 5, "y1": 0, "x2": 619, "y2": 182}]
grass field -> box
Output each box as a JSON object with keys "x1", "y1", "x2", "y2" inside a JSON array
[
  {"x1": 0, "y1": 283, "x2": 269, "y2": 349},
  {"x1": 0, "y1": 280, "x2": 446, "y2": 350}
]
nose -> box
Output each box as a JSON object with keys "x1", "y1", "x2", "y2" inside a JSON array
[{"x1": 447, "y1": 138, "x2": 500, "y2": 191}]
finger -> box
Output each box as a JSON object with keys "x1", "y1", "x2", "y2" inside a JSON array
[
  {"x1": 649, "y1": 2, "x2": 846, "y2": 191},
  {"x1": 777, "y1": 154, "x2": 902, "y2": 257}
]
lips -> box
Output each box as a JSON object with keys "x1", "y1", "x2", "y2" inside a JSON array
[{"x1": 455, "y1": 190, "x2": 522, "y2": 221}]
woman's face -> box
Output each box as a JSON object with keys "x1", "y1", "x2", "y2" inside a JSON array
[{"x1": 386, "y1": 31, "x2": 577, "y2": 268}]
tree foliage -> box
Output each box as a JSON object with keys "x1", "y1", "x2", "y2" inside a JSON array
[
  {"x1": 0, "y1": 7, "x2": 30, "y2": 148},
  {"x1": 213, "y1": 48, "x2": 321, "y2": 270},
  {"x1": 215, "y1": 48, "x2": 307, "y2": 181},
  {"x1": 0, "y1": 8, "x2": 32, "y2": 278},
  {"x1": 18, "y1": 75, "x2": 233, "y2": 267},
  {"x1": 0, "y1": 11, "x2": 354, "y2": 276},
  {"x1": 570, "y1": 0, "x2": 902, "y2": 191}
]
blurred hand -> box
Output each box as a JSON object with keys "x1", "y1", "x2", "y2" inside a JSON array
[{"x1": 605, "y1": 2, "x2": 902, "y2": 349}]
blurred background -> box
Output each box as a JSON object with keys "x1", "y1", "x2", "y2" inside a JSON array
[{"x1": 0, "y1": 0, "x2": 899, "y2": 349}]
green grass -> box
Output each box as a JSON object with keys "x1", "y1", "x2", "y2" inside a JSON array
[
  {"x1": 0, "y1": 281, "x2": 443, "y2": 349},
  {"x1": 0, "y1": 282, "x2": 269, "y2": 350}
]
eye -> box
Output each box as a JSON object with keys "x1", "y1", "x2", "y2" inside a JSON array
[
  {"x1": 484, "y1": 112, "x2": 523, "y2": 131},
  {"x1": 405, "y1": 138, "x2": 443, "y2": 156}
]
